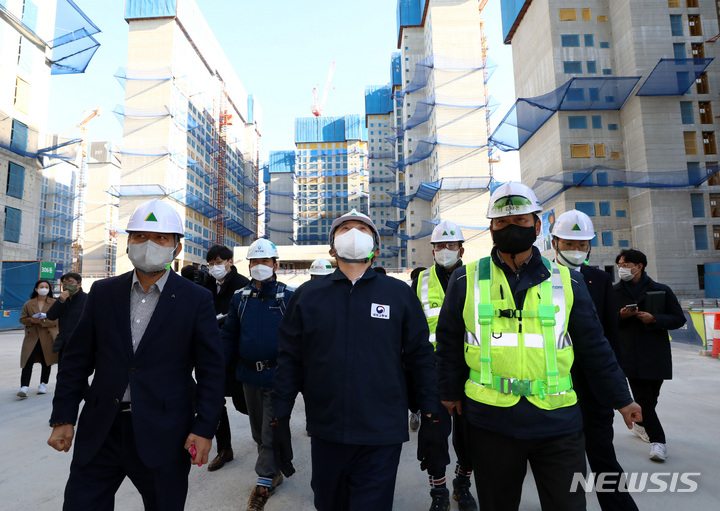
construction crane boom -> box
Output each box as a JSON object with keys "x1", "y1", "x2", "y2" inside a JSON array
[{"x1": 311, "y1": 61, "x2": 336, "y2": 117}]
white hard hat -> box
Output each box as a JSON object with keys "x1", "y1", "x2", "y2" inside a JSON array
[
  {"x1": 486, "y1": 182, "x2": 542, "y2": 219},
  {"x1": 309, "y1": 258, "x2": 333, "y2": 275},
  {"x1": 127, "y1": 199, "x2": 184, "y2": 236},
  {"x1": 551, "y1": 210, "x2": 596, "y2": 240},
  {"x1": 431, "y1": 220, "x2": 464, "y2": 243},
  {"x1": 247, "y1": 238, "x2": 279, "y2": 259},
  {"x1": 329, "y1": 208, "x2": 380, "y2": 246}
]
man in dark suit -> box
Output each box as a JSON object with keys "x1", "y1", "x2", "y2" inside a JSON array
[
  {"x1": 46, "y1": 272, "x2": 87, "y2": 368},
  {"x1": 48, "y1": 199, "x2": 225, "y2": 510},
  {"x1": 551, "y1": 209, "x2": 638, "y2": 511}
]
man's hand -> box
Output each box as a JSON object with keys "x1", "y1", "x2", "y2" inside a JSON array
[
  {"x1": 184, "y1": 434, "x2": 212, "y2": 467},
  {"x1": 441, "y1": 400, "x2": 462, "y2": 416},
  {"x1": 48, "y1": 424, "x2": 74, "y2": 452},
  {"x1": 417, "y1": 414, "x2": 450, "y2": 474},
  {"x1": 619, "y1": 307, "x2": 638, "y2": 319},
  {"x1": 58, "y1": 290, "x2": 70, "y2": 302},
  {"x1": 271, "y1": 416, "x2": 295, "y2": 477},
  {"x1": 636, "y1": 311, "x2": 655, "y2": 324},
  {"x1": 618, "y1": 402, "x2": 643, "y2": 429}
]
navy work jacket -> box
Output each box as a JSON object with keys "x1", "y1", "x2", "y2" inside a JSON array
[{"x1": 273, "y1": 267, "x2": 440, "y2": 446}]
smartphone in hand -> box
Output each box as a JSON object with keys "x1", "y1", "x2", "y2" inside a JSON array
[{"x1": 625, "y1": 304, "x2": 638, "y2": 312}]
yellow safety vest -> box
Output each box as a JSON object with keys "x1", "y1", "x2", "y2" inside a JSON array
[
  {"x1": 416, "y1": 266, "x2": 445, "y2": 349},
  {"x1": 462, "y1": 256, "x2": 577, "y2": 410}
]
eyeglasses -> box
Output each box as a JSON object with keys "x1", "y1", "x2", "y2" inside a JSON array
[
  {"x1": 433, "y1": 242, "x2": 460, "y2": 251},
  {"x1": 617, "y1": 263, "x2": 636, "y2": 269}
]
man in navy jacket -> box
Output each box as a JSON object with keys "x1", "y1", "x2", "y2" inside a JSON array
[
  {"x1": 46, "y1": 272, "x2": 87, "y2": 367},
  {"x1": 272, "y1": 210, "x2": 444, "y2": 511},
  {"x1": 48, "y1": 199, "x2": 224, "y2": 510}
]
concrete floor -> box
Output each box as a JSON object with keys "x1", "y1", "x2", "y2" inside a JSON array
[{"x1": 1, "y1": 328, "x2": 718, "y2": 510}]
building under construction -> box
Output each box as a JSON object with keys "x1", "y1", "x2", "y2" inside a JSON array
[
  {"x1": 365, "y1": 0, "x2": 496, "y2": 268},
  {"x1": 0, "y1": 0, "x2": 100, "y2": 308},
  {"x1": 497, "y1": 0, "x2": 720, "y2": 296},
  {"x1": 115, "y1": 0, "x2": 260, "y2": 274}
]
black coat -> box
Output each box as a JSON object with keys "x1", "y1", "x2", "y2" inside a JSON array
[
  {"x1": 578, "y1": 265, "x2": 622, "y2": 362},
  {"x1": 613, "y1": 275, "x2": 685, "y2": 380},
  {"x1": 203, "y1": 266, "x2": 250, "y2": 317},
  {"x1": 46, "y1": 289, "x2": 88, "y2": 354}
]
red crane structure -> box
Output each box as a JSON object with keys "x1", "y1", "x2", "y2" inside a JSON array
[{"x1": 311, "y1": 61, "x2": 336, "y2": 117}]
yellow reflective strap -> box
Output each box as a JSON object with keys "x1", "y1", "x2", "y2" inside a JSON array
[{"x1": 477, "y1": 259, "x2": 493, "y2": 385}]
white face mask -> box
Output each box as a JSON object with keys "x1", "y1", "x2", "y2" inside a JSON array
[
  {"x1": 250, "y1": 263, "x2": 274, "y2": 282},
  {"x1": 37, "y1": 288, "x2": 50, "y2": 296},
  {"x1": 434, "y1": 249, "x2": 460, "y2": 269},
  {"x1": 333, "y1": 229, "x2": 375, "y2": 261},
  {"x1": 557, "y1": 250, "x2": 588, "y2": 270},
  {"x1": 618, "y1": 266, "x2": 637, "y2": 282},
  {"x1": 128, "y1": 240, "x2": 176, "y2": 273},
  {"x1": 208, "y1": 264, "x2": 229, "y2": 281}
]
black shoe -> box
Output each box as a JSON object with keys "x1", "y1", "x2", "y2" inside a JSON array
[
  {"x1": 207, "y1": 449, "x2": 233, "y2": 472},
  {"x1": 429, "y1": 488, "x2": 451, "y2": 511},
  {"x1": 452, "y1": 477, "x2": 478, "y2": 511}
]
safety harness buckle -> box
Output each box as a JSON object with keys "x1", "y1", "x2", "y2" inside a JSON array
[{"x1": 510, "y1": 379, "x2": 532, "y2": 397}]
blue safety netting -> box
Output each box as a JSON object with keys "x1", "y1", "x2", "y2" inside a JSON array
[
  {"x1": 366, "y1": 85, "x2": 394, "y2": 116},
  {"x1": 397, "y1": 220, "x2": 438, "y2": 241},
  {"x1": 269, "y1": 151, "x2": 295, "y2": 173},
  {"x1": 109, "y1": 184, "x2": 168, "y2": 197},
  {"x1": 114, "y1": 67, "x2": 173, "y2": 87},
  {"x1": 369, "y1": 176, "x2": 395, "y2": 184},
  {"x1": 531, "y1": 164, "x2": 720, "y2": 205},
  {"x1": 267, "y1": 190, "x2": 295, "y2": 198},
  {"x1": 224, "y1": 218, "x2": 254, "y2": 238},
  {"x1": 266, "y1": 208, "x2": 293, "y2": 215},
  {"x1": 392, "y1": 52, "x2": 402, "y2": 87},
  {"x1": 49, "y1": 0, "x2": 101, "y2": 74},
  {"x1": 113, "y1": 104, "x2": 171, "y2": 124},
  {"x1": 227, "y1": 193, "x2": 257, "y2": 213},
  {"x1": 390, "y1": 176, "x2": 491, "y2": 210},
  {"x1": 295, "y1": 115, "x2": 367, "y2": 143},
  {"x1": 394, "y1": 54, "x2": 494, "y2": 100},
  {"x1": 266, "y1": 226, "x2": 294, "y2": 234},
  {"x1": 167, "y1": 190, "x2": 221, "y2": 218},
  {"x1": 490, "y1": 76, "x2": 641, "y2": 151},
  {"x1": 403, "y1": 94, "x2": 488, "y2": 130},
  {"x1": 636, "y1": 58, "x2": 714, "y2": 96},
  {"x1": 389, "y1": 135, "x2": 488, "y2": 171}
]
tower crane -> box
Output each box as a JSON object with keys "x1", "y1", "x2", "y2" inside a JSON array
[
  {"x1": 311, "y1": 61, "x2": 336, "y2": 117},
  {"x1": 64, "y1": 108, "x2": 102, "y2": 272}
]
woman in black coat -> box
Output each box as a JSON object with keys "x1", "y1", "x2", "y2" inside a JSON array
[{"x1": 613, "y1": 249, "x2": 686, "y2": 462}]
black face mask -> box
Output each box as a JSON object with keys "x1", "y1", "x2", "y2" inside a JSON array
[{"x1": 491, "y1": 224, "x2": 538, "y2": 255}]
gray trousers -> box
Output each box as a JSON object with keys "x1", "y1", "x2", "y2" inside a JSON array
[{"x1": 243, "y1": 384, "x2": 278, "y2": 479}]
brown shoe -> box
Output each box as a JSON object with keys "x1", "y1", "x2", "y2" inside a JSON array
[
  {"x1": 267, "y1": 473, "x2": 283, "y2": 495},
  {"x1": 207, "y1": 449, "x2": 233, "y2": 472},
  {"x1": 246, "y1": 486, "x2": 270, "y2": 511}
]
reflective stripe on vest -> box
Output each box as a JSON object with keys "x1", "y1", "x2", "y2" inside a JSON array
[
  {"x1": 462, "y1": 257, "x2": 576, "y2": 410},
  {"x1": 416, "y1": 266, "x2": 444, "y2": 348}
]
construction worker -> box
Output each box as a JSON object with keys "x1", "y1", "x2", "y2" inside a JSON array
[
  {"x1": 205, "y1": 245, "x2": 251, "y2": 472},
  {"x1": 551, "y1": 210, "x2": 638, "y2": 511},
  {"x1": 221, "y1": 238, "x2": 293, "y2": 511},
  {"x1": 308, "y1": 258, "x2": 333, "y2": 279},
  {"x1": 435, "y1": 183, "x2": 642, "y2": 511},
  {"x1": 48, "y1": 199, "x2": 225, "y2": 509},
  {"x1": 271, "y1": 209, "x2": 446, "y2": 511},
  {"x1": 412, "y1": 220, "x2": 476, "y2": 511}
]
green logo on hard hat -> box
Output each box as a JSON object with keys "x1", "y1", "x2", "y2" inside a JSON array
[
  {"x1": 145, "y1": 212, "x2": 158, "y2": 222},
  {"x1": 442, "y1": 231, "x2": 448, "y2": 236},
  {"x1": 571, "y1": 224, "x2": 581, "y2": 231},
  {"x1": 491, "y1": 195, "x2": 533, "y2": 212}
]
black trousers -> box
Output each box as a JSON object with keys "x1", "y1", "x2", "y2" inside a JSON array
[
  {"x1": 574, "y1": 369, "x2": 638, "y2": 511},
  {"x1": 63, "y1": 411, "x2": 191, "y2": 511},
  {"x1": 467, "y1": 422, "x2": 587, "y2": 511},
  {"x1": 428, "y1": 409, "x2": 474, "y2": 479},
  {"x1": 21, "y1": 341, "x2": 51, "y2": 387},
  {"x1": 215, "y1": 404, "x2": 232, "y2": 452},
  {"x1": 311, "y1": 437, "x2": 402, "y2": 511},
  {"x1": 628, "y1": 378, "x2": 665, "y2": 443}
]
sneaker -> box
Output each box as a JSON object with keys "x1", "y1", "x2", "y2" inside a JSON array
[
  {"x1": 429, "y1": 488, "x2": 451, "y2": 511},
  {"x1": 452, "y1": 477, "x2": 478, "y2": 511},
  {"x1": 246, "y1": 485, "x2": 270, "y2": 511},
  {"x1": 17, "y1": 386, "x2": 29, "y2": 399},
  {"x1": 632, "y1": 423, "x2": 650, "y2": 443},
  {"x1": 268, "y1": 473, "x2": 283, "y2": 496},
  {"x1": 410, "y1": 411, "x2": 421, "y2": 432},
  {"x1": 649, "y1": 442, "x2": 667, "y2": 462},
  {"x1": 38, "y1": 383, "x2": 47, "y2": 394}
]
